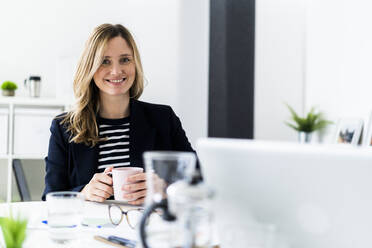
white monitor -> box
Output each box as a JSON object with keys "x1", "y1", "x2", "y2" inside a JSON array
[{"x1": 196, "y1": 138, "x2": 372, "y2": 248}]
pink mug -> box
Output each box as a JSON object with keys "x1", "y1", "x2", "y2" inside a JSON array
[{"x1": 111, "y1": 167, "x2": 144, "y2": 201}]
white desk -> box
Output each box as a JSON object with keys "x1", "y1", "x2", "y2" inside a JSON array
[
  {"x1": 0, "y1": 201, "x2": 220, "y2": 248},
  {"x1": 0, "y1": 201, "x2": 137, "y2": 248}
]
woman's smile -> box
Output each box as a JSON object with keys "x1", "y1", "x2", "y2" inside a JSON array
[{"x1": 105, "y1": 77, "x2": 127, "y2": 85}]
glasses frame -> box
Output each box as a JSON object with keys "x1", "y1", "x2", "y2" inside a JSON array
[{"x1": 108, "y1": 204, "x2": 144, "y2": 229}]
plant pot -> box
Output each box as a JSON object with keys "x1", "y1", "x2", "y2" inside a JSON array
[
  {"x1": 298, "y1": 131, "x2": 312, "y2": 143},
  {"x1": 2, "y1": 89, "x2": 15, "y2": 96}
]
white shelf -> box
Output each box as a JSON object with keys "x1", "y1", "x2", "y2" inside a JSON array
[
  {"x1": 12, "y1": 154, "x2": 46, "y2": 160},
  {"x1": 0, "y1": 155, "x2": 43, "y2": 160},
  {"x1": 0, "y1": 154, "x2": 8, "y2": 159},
  {"x1": 0, "y1": 96, "x2": 70, "y2": 107}
]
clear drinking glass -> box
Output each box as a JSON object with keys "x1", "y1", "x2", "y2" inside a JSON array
[
  {"x1": 141, "y1": 151, "x2": 196, "y2": 248},
  {"x1": 46, "y1": 191, "x2": 84, "y2": 244},
  {"x1": 144, "y1": 151, "x2": 196, "y2": 206}
]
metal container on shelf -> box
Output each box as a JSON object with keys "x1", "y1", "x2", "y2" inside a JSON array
[{"x1": 24, "y1": 76, "x2": 41, "y2": 97}]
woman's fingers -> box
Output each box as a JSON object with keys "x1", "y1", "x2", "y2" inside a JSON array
[
  {"x1": 94, "y1": 172, "x2": 113, "y2": 186},
  {"x1": 88, "y1": 194, "x2": 106, "y2": 203},
  {"x1": 127, "y1": 197, "x2": 145, "y2": 205},
  {"x1": 82, "y1": 171, "x2": 114, "y2": 202},
  {"x1": 85, "y1": 182, "x2": 112, "y2": 199},
  {"x1": 93, "y1": 187, "x2": 112, "y2": 199},
  {"x1": 104, "y1": 166, "x2": 113, "y2": 173},
  {"x1": 127, "y1": 172, "x2": 146, "y2": 183},
  {"x1": 122, "y1": 181, "x2": 146, "y2": 191},
  {"x1": 124, "y1": 189, "x2": 147, "y2": 201},
  {"x1": 94, "y1": 180, "x2": 114, "y2": 195},
  {"x1": 86, "y1": 187, "x2": 111, "y2": 202}
]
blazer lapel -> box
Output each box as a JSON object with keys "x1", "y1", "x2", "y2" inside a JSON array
[
  {"x1": 71, "y1": 142, "x2": 98, "y2": 184},
  {"x1": 130, "y1": 99, "x2": 156, "y2": 167}
]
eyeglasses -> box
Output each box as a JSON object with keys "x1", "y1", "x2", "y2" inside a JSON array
[{"x1": 108, "y1": 204, "x2": 144, "y2": 229}]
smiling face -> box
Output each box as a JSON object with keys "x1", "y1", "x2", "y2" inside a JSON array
[{"x1": 93, "y1": 36, "x2": 136, "y2": 98}]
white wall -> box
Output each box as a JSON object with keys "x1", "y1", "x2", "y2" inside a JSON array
[
  {"x1": 177, "y1": 0, "x2": 209, "y2": 147},
  {"x1": 255, "y1": 0, "x2": 306, "y2": 141},
  {"x1": 0, "y1": 0, "x2": 209, "y2": 147},
  {"x1": 306, "y1": 0, "x2": 372, "y2": 143},
  {"x1": 255, "y1": 0, "x2": 372, "y2": 143}
]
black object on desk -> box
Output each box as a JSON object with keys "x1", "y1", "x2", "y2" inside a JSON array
[
  {"x1": 94, "y1": 235, "x2": 136, "y2": 248},
  {"x1": 108, "y1": 236, "x2": 136, "y2": 248}
]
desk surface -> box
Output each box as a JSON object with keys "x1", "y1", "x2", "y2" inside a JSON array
[
  {"x1": 0, "y1": 201, "x2": 219, "y2": 248},
  {"x1": 0, "y1": 201, "x2": 138, "y2": 248}
]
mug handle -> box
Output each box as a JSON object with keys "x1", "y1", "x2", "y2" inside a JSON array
[{"x1": 139, "y1": 199, "x2": 176, "y2": 248}]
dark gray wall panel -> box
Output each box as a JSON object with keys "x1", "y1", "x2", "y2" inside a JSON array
[{"x1": 209, "y1": 0, "x2": 255, "y2": 139}]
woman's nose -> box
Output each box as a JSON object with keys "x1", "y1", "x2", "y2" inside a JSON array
[{"x1": 110, "y1": 62, "x2": 122, "y2": 75}]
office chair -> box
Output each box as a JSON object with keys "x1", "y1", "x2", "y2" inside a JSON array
[{"x1": 12, "y1": 159, "x2": 31, "y2": 201}]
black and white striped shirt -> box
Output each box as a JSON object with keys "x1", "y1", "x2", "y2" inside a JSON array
[{"x1": 97, "y1": 116, "x2": 130, "y2": 172}]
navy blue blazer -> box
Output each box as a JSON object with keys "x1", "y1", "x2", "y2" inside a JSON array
[{"x1": 42, "y1": 99, "x2": 197, "y2": 200}]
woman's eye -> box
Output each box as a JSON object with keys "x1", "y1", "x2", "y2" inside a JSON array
[
  {"x1": 102, "y1": 59, "x2": 110, "y2": 65},
  {"x1": 120, "y1": 57, "x2": 131, "y2": 64}
]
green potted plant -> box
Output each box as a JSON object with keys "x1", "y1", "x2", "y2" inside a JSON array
[
  {"x1": 0, "y1": 215, "x2": 27, "y2": 248},
  {"x1": 285, "y1": 104, "x2": 332, "y2": 143},
  {"x1": 1, "y1": 81, "x2": 18, "y2": 97}
]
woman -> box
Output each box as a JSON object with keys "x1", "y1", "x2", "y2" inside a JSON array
[{"x1": 42, "y1": 24, "x2": 196, "y2": 205}]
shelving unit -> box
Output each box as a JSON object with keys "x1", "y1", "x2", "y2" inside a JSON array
[
  {"x1": 0, "y1": 96, "x2": 69, "y2": 202},
  {"x1": 0, "y1": 97, "x2": 70, "y2": 108}
]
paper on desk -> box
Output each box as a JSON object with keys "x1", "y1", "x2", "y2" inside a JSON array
[
  {"x1": 26, "y1": 218, "x2": 49, "y2": 230},
  {"x1": 82, "y1": 218, "x2": 116, "y2": 228}
]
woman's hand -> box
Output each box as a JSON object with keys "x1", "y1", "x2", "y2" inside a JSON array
[
  {"x1": 122, "y1": 172, "x2": 147, "y2": 205},
  {"x1": 81, "y1": 167, "x2": 113, "y2": 202},
  {"x1": 122, "y1": 172, "x2": 168, "y2": 205}
]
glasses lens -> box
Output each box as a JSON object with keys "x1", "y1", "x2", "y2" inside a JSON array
[
  {"x1": 127, "y1": 209, "x2": 143, "y2": 229},
  {"x1": 109, "y1": 205, "x2": 123, "y2": 225}
]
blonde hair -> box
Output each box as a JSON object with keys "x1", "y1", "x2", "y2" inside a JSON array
[{"x1": 61, "y1": 24, "x2": 144, "y2": 146}]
